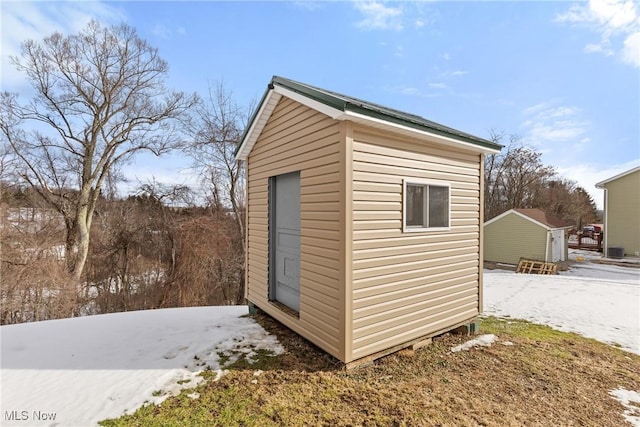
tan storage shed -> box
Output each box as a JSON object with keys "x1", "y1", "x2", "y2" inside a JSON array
[
  {"x1": 235, "y1": 76, "x2": 502, "y2": 364},
  {"x1": 596, "y1": 166, "x2": 640, "y2": 258},
  {"x1": 484, "y1": 208, "x2": 573, "y2": 265}
]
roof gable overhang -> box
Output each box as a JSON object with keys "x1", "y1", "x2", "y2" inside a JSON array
[
  {"x1": 595, "y1": 165, "x2": 640, "y2": 188},
  {"x1": 235, "y1": 77, "x2": 502, "y2": 161},
  {"x1": 484, "y1": 209, "x2": 573, "y2": 230}
]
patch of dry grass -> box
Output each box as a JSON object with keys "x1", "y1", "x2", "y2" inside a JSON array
[{"x1": 101, "y1": 314, "x2": 640, "y2": 426}]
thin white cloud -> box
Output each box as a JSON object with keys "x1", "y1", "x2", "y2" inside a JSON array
[
  {"x1": 450, "y1": 70, "x2": 468, "y2": 76},
  {"x1": 353, "y1": 2, "x2": 438, "y2": 32},
  {"x1": 555, "y1": 0, "x2": 640, "y2": 67},
  {"x1": 354, "y1": 1, "x2": 403, "y2": 31},
  {"x1": 151, "y1": 23, "x2": 187, "y2": 39},
  {"x1": 384, "y1": 85, "x2": 443, "y2": 98},
  {"x1": 0, "y1": 1, "x2": 125, "y2": 89},
  {"x1": 399, "y1": 86, "x2": 421, "y2": 96},
  {"x1": 622, "y1": 31, "x2": 640, "y2": 65},
  {"x1": 556, "y1": 3, "x2": 592, "y2": 23},
  {"x1": 521, "y1": 100, "x2": 591, "y2": 152},
  {"x1": 292, "y1": 1, "x2": 325, "y2": 11},
  {"x1": 151, "y1": 24, "x2": 172, "y2": 39},
  {"x1": 589, "y1": 0, "x2": 637, "y2": 28},
  {"x1": 428, "y1": 82, "x2": 448, "y2": 90},
  {"x1": 556, "y1": 0, "x2": 638, "y2": 28},
  {"x1": 522, "y1": 101, "x2": 554, "y2": 116},
  {"x1": 584, "y1": 42, "x2": 615, "y2": 55},
  {"x1": 438, "y1": 69, "x2": 469, "y2": 78},
  {"x1": 526, "y1": 98, "x2": 639, "y2": 208},
  {"x1": 386, "y1": 63, "x2": 468, "y2": 99},
  {"x1": 575, "y1": 136, "x2": 592, "y2": 151},
  {"x1": 557, "y1": 159, "x2": 640, "y2": 209}
]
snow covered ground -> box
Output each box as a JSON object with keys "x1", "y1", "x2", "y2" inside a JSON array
[
  {"x1": 484, "y1": 256, "x2": 640, "y2": 355},
  {"x1": 0, "y1": 253, "x2": 638, "y2": 426},
  {"x1": 0, "y1": 306, "x2": 283, "y2": 426}
]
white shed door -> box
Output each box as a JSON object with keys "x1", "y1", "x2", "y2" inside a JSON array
[
  {"x1": 551, "y1": 229, "x2": 564, "y2": 262},
  {"x1": 269, "y1": 172, "x2": 301, "y2": 312}
]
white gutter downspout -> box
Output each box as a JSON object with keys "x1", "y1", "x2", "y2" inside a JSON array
[{"x1": 545, "y1": 230, "x2": 550, "y2": 262}]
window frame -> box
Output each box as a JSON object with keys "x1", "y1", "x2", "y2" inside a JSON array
[{"x1": 402, "y1": 179, "x2": 451, "y2": 232}]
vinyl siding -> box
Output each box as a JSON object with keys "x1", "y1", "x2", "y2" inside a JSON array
[
  {"x1": 484, "y1": 213, "x2": 547, "y2": 265},
  {"x1": 603, "y1": 170, "x2": 640, "y2": 256},
  {"x1": 246, "y1": 97, "x2": 343, "y2": 358},
  {"x1": 349, "y1": 127, "x2": 482, "y2": 360}
]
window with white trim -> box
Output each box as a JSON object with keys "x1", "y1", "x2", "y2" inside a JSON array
[{"x1": 403, "y1": 180, "x2": 450, "y2": 231}]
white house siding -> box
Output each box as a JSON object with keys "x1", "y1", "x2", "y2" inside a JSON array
[
  {"x1": 246, "y1": 97, "x2": 343, "y2": 358},
  {"x1": 349, "y1": 127, "x2": 482, "y2": 360}
]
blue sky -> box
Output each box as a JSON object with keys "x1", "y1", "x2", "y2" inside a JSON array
[{"x1": 1, "y1": 0, "x2": 639, "y2": 208}]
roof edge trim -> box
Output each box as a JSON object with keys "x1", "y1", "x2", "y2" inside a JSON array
[
  {"x1": 484, "y1": 209, "x2": 573, "y2": 229},
  {"x1": 237, "y1": 75, "x2": 503, "y2": 160},
  {"x1": 273, "y1": 85, "x2": 343, "y2": 119},
  {"x1": 235, "y1": 89, "x2": 282, "y2": 161},
  {"x1": 595, "y1": 165, "x2": 640, "y2": 188},
  {"x1": 337, "y1": 110, "x2": 502, "y2": 154}
]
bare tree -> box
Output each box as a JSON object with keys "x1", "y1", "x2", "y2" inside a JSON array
[
  {"x1": 484, "y1": 131, "x2": 556, "y2": 220},
  {"x1": 185, "y1": 82, "x2": 249, "y2": 304},
  {"x1": 537, "y1": 179, "x2": 599, "y2": 228},
  {"x1": 0, "y1": 20, "x2": 197, "y2": 281},
  {"x1": 86, "y1": 188, "x2": 180, "y2": 314},
  {"x1": 569, "y1": 186, "x2": 599, "y2": 227},
  {"x1": 484, "y1": 131, "x2": 599, "y2": 227},
  {"x1": 165, "y1": 214, "x2": 244, "y2": 307},
  {"x1": 0, "y1": 191, "x2": 75, "y2": 324}
]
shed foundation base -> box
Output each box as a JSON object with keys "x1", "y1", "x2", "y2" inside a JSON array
[
  {"x1": 451, "y1": 321, "x2": 480, "y2": 336},
  {"x1": 248, "y1": 301, "x2": 260, "y2": 315},
  {"x1": 344, "y1": 318, "x2": 479, "y2": 369}
]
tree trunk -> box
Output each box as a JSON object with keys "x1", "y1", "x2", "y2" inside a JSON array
[{"x1": 73, "y1": 218, "x2": 91, "y2": 282}]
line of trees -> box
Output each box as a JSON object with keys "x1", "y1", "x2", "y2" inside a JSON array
[
  {"x1": 485, "y1": 131, "x2": 598, "y2": 227},
  {"x1": 0, "y1": 184, "x2": 245, "y2": 324},
  {"x1": 1, "y1": 21, "x2": 247, "y2": 324},
  {"x1": 1, "y1": 21, "x2": 598, "y2": 325}
]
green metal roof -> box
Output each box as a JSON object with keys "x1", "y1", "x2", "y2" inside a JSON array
[{"x1": 237, "y1": 76, "x2": 502, "y2": 157}]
